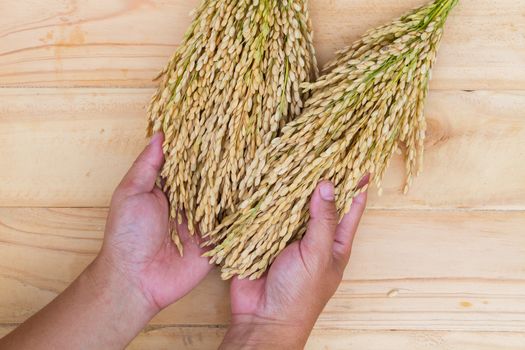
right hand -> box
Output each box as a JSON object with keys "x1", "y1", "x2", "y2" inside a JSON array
[{"x1": 220, "y1": 180, "x2": 368, "y2": 349}]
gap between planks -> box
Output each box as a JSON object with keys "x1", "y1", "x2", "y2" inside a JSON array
[{"x1": 1, "y1": 323, "x2": 525, "y2": 333}]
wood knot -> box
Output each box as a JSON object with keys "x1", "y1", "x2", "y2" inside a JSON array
[{"x1": 424, "y1": 117, "x2": 450, "y2": 148}]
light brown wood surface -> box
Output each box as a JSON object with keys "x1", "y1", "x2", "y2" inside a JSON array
[
  {"x1": 0, "y1": 325, "x2": 524, "y2": 350},
  {"x1": 1, "y1": 89, "x2": 524, "y2": 208},
  {"x1": 1, "y1": 0, "x2": 524, "y2": 348},
  {"x1": 1, "y1": 0, "x2": 524, "y2": 89},
  {"x1": 1, "y1": 209, "x2": 525, "y2": 337}
]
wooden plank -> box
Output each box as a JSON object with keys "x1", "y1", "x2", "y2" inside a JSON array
[
  {"x1": 0, "y1": 209, "x2": 230, "y2": 326},
  {"x1": 1, "y1": 208, "x2": 524, "y2": 331},
  {"x1": 0, "y1": 326, "x2": 524, "y2": 350},
  {"x1": 1, "y1": 88, "x2": 524, "y2": 209},
  {"x1": 370, "y1": 90, "x2": 525, "y2": 209},
  {"x1": 128, "y1": 325, "x2": 226, "y2": 350},
  {"x1": 0, "y1": 88, "x2": 147, "y2": 207},
  {"x1": 0, "y1": 0, "x2": 523, "y2": 89},
  {"x1": 130, "y1": 328, "x2": 525, "y2": 350}
]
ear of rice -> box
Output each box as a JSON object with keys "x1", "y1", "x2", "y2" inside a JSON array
[
  {"x1": 148, "y1": 0, "x2": 318, "y2": 251},
  {"x1": 204, "y1": 0, "x2": 459, "y2": 279}
]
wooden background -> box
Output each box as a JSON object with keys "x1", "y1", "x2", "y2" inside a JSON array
[{"x1": 1, "y1": 0, "x2": 525, "y2": 348}]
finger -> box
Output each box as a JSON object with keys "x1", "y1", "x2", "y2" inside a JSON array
[
  {"x1": 173, "y1": 213, "x2": 213, "y2": 257},
  {"x1": 302, "y1": 181, "x2": 339, "y2": 254},
  {"x1": 176, "y1": 216, "x2": 201, "y2": 250},
  {"x1": 333, "y1": 187, "x2": 368, "y2": 267},
  {"x1": 166, "y1": 216, "x2": 213, "y2": 297},
  {"x1": 173, "y1": 216, "x2": 213, "y2": 268},
  {"x1": 117, "y1": 132, "x2": 165, "y2": 196}
]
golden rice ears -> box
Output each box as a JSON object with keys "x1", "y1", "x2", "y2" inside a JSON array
[
  {"x1": 202, "y1": 0, "x2": 459, "y2": 280},
  {"x1": 147, "y1": 0, "x2": 318, "y2": 252}
]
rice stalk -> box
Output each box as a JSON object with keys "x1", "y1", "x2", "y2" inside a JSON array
[
  {"x1": 204, "y1": 0, "x2": 459, "y2": 279},
  {"x1": 148, "y1": 0, "x2": 318, "y2": 251}
]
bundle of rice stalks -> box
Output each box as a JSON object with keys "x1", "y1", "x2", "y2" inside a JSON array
[
  {"x1": 204, "y1": 0, "x2": 459, "y2": 279},
  {"x1": 148, "y1": 0, "x2": 318, "y2": 250}
]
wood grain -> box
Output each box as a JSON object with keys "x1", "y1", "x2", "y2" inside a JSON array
[
  {"x1": 1, "y1": 0, "x2": 524, "y2": 89},
  {"x1": 0, "y1": 88, "x2": 147, "y2": 206},
  {"x1": 128, "y1": 328, "x2": 525, "y2": 350},
  {"x1": 1, "y1": 0, "x2": 524, "y2": 346},
  {"x1": 1, "y1": 88, "x2": 524, "y2": 208},
  {"x1": 0, "y1": 325, "x2": 523, "y2": 350},
  {"x1": 1, "y1": 208, "x2": 524, "y2": 331}
]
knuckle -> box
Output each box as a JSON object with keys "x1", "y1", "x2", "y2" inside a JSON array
[{"x1": 322, "y1": 211, "x2": 339, "y2": 228}]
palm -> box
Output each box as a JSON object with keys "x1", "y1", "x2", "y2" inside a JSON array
[
  {"x1": 105, "y1": 187, "x2": 212, "y2": 310},
  {"x1": 230, "y1": 240, "x2": 314, "y2": 320}
]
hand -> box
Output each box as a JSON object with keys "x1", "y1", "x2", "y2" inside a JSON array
[
  {"x1": 220, "y1": 180, "x2": 368, "y2": 349},
  {"x1": 94, "y1": 132, "x2": 212, "y2": 313},
  {"x1": 0, "y1": 133, "x2": 214, "y2": 350}
]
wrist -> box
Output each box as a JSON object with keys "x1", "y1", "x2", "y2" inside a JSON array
[
  {"x1": 220, "y1": 315, "x2": 312, "y2": 350},
  {"x1": 84, "y1": 255, "x2": 159, "y2": 322}
]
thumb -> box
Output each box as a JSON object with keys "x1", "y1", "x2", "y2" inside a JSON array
[
  {"x1": 117, "y1": 132, "x2": 165, "y2": 196},
  {"x1": 302, "y1": 181, "x2": 339, "y2": 254},
  {"x1": 332, "y1": 175, "x2": 369, "y2": 267}
]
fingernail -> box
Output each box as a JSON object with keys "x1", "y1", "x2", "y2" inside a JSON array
[
  {"x1": 319, "y1": 181, "x2": 335, "y2": 201},
  {"x1": 358, "y1": 173, "x2": 371, "y2": 188}
]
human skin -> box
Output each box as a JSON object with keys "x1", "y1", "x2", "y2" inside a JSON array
[
  {"x1": 0, "y1": 133, "x2": 367, "y2": 349},
  {"x1": 219, "y1": 177, "x2": 368, "y2": 349}
]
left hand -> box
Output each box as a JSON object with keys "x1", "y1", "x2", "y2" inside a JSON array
[
  {"x1": 0, "y1": 133, "x2": 213, "y2": 350},
  {"x1": 95, "y1": 132, "x2": 212, "y2": 313}
]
